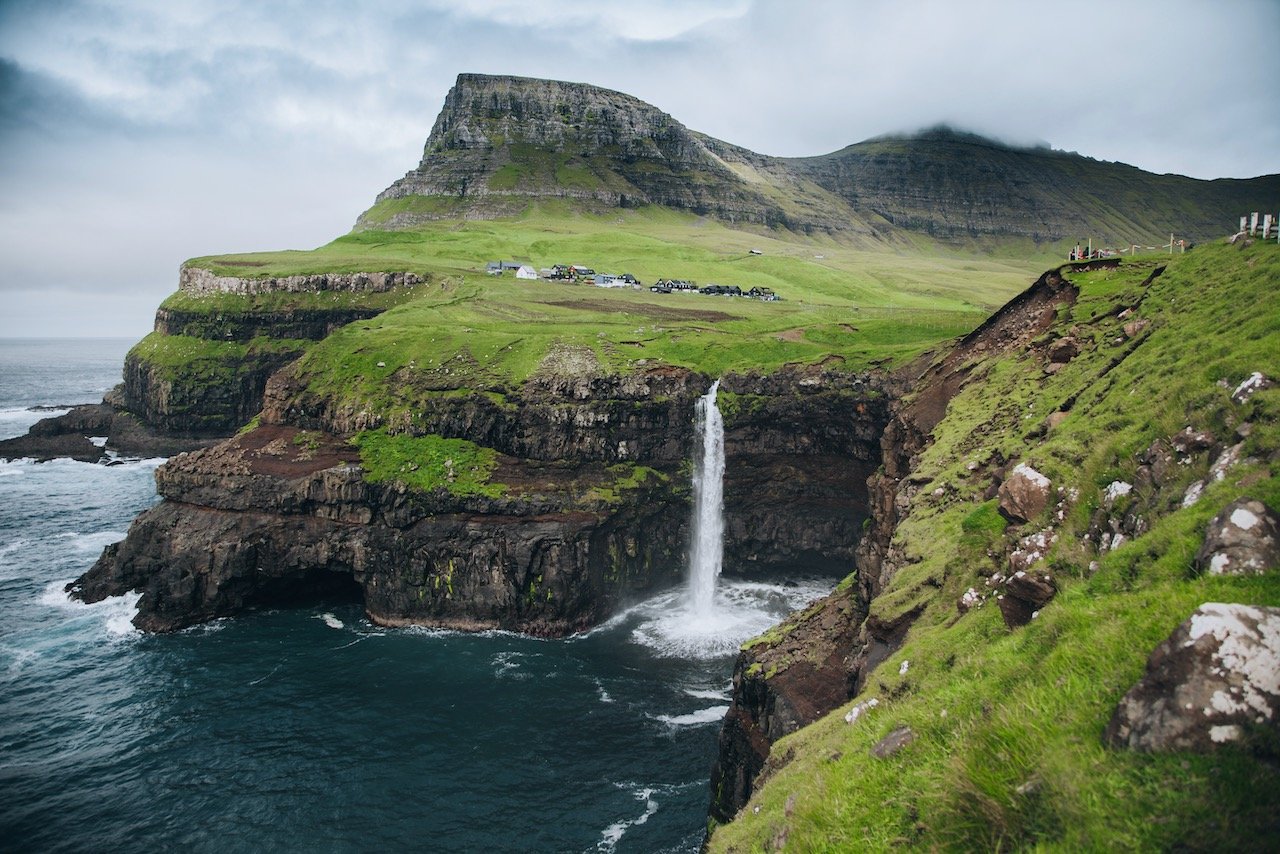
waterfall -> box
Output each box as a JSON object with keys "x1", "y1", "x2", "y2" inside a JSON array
[{"x1": 688, "y1": 379, "x2": 725, "y2": 615}]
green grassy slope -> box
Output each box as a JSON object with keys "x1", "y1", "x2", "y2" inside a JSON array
[
  {"x1": 710, "y1": 241, "x2": 1280, "y2": 851},
  {"x1": 177, "y1": 205, "x2": 1051, "y2": 422},
  {"x1": 793, "y1": 128, "x2": 1280, "y2": 249}
]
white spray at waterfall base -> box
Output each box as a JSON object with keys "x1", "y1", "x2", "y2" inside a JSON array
[
  {"x1": 687, "y1": 379, "x2": 725, "y2": 616},
  {"x1": 625, "y1": 379, "x2": 834, "y2": 659}
]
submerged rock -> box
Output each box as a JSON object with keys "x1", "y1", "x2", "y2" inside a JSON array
[{"x1": 1106, "y1": 603, "x2": 1280, "y2": 752}]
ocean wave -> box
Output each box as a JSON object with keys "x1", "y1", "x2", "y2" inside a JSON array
[
  {"x1": 59, "y1": 530, "x2": 127, "y2": 553},
  {"x1": 682, "y1": 686, "x2": 730, "y2": 701},
  {"x1": 653, "y1": 705, "x2": 730, "y2": 727},
  {"x1": 595, "y1": 786, "x2": 660, "y2": 852},
  {"x1": 39, "y1": 580, "x2": 141, "y2": 639},
  {"x1": 316, "y1": 612, "x2": 345, "y2": 630}
]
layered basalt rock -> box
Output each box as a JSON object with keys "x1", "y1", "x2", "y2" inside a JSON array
[
  {"x1": 120, "y1": 346, "x2": 304, "y2": 436},
  {"x1": 365, "y1": 73, "x2": 871, "y2": 234},
  {"x1": 178, "y1": 267, "x2": 423, "y2": 295},
  {"x1": 72, "y1": 367, "x2": 891, "y2": 633},
  {"x1": 71, "y1": 425, "x2": 687, "y2": 634}
]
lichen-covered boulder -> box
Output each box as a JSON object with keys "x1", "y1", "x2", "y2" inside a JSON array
[
  {"x1": 1105, "y1": 603, "x2": 1280, "y2": 751},
  {"x1": 998, "y1": 463, "x2": 1052, "y2": 523},
  {"x1": 1193, "y1": 498, "x2": 1280, "y2": 576}
]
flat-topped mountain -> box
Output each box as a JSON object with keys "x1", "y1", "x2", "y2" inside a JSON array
[
  {"x1": 364, "y1": 73, "x2": 1279, "y2": 247},
  {"x1": 367, "y1": 73, "x2": 879, "y2": 238}
]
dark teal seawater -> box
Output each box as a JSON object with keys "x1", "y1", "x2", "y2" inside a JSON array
[{"x1": 0, "y1": 339, "x2": 831, "y2": 852}]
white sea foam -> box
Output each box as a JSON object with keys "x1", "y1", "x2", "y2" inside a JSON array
[
  {"x1": 491, "y1": 650, "x2": 531, "y2": 680},
  {"x1": 39, "y1": 580, "x2": 141, "y2": 639},
  {"x1": 317, "y1": 612, "x2": 344, "y2": 629},
  {"x1": 654, "y1": 705, "x2": 730, "y2": 727},
  {"x1": 628, "y1": 578, "x2": 833, "y2": 660},
  {"x1": 0, "y1": 406, "x2": 69, "y2": 440},
  {"x1": 61, "y1": 530, "x2": 127, "y2": 554},
  {"x1": 595, "y1": 679, "x2": 615, "y2": 704},
  {"x1": 596, "y1": 786, "x2": 660, "y2": 852},
  {"x1": 2, "y1": 644, "x2": 39, "y2": 676},
  {"x1": 683, "y1": 687, "x2": 730, "y2": 701}
]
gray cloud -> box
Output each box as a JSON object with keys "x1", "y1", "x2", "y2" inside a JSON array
[{"x1": 1, "y1": 0, "x2": 1276, "y2": 337}]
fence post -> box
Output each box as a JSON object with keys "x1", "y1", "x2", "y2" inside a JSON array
[
  {"x1": 1250, "y1": 212, "x2": 1259, "y2": 234},
  {"x1": 1264, "y1": 214, "x2": 1274, "y2": 240},
  {"x1": 1240, "y1": 215, "x2": 1248, "y2": 233}
]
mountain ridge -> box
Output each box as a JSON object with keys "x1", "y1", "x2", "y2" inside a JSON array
[{"x1": 361, "y1": 73, "x2": 1280, "y2": 248}]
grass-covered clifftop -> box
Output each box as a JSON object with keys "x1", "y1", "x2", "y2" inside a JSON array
[
  {"x1": 183, "y1": 206, "x2": 1042, "y2": 420},
  {"x1": 708, "y1": 240, "x2": 1280, "y2": 850}
]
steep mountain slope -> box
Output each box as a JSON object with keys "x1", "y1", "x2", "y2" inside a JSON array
[
  {"x1": 362, "y1": 74, "x2": 1279, "y2": 250},
  {"x1": 793, "y1": 127, "x2": 1280, "y2": 245},
  {"x1": 707, "y1": 239, "x2": 1280, "y2": 850},
  {"x1": 364, "y1": 73, "x2": 886, "y2": 239}
]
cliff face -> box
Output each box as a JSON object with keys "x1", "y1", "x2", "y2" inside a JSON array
[
  {"x1": 72, "y1": 365, "x2": 890, "y2": 633},
  {"x1": 708, "y1": 262, "x2": 1089, "y2": 823},
  {"x1": 362, "y1": 75, "x2": 1278, "y2": 247},
  {"x1": 706, "y1": 243, "x2": 1280, "y2": 850},
  {"x1": 367, "y1": 74, "x2": 870, "y2": 234},
  {"x1": 72, "y1": 424, "x2": 687, "y2": 634}
]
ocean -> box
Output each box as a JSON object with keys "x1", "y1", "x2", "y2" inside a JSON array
[{"x1": 0, "y1": 338, "x2": 833, "y2": 853}]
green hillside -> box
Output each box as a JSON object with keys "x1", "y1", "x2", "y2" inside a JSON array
[
  {"x1": 795, "y1": 127, "x2": 1280, "y2": 249},
  {"x1": 709, "y1": 240, "x2": 1280, "y2": 851},
  {"x1": 178, "y1": 205, "x2": 1047, "y2": 395}
]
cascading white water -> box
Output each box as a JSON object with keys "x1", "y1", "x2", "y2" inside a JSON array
[{"x1": 687, "y1": 379, "x2": 725, "y2": 615}]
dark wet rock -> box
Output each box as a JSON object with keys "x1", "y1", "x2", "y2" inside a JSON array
[
  {"x1": 1193, "y1": 499, "x2": 1280, "y2": 576},
  {"x1": 998, "y1": 569, "x2": 1057, "y2": 628},
  {"x1": 69, "y1": 425, "x2": 687, "y2": 635},
  {"x1": 998, "y1": 463, "x2": 1052, "y2": 523},
  {"x1": 1105, "y1": 603, "x2": 1280, "y2": 751},
  {"x1": 0, "y1": 401, "x2": 221, "y2": 462}
]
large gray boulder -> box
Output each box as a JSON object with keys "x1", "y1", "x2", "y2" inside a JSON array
[
  {"x1": 1194, "y1": 499, "x2": 1280, "y2": 576},
  {"x1": 1105, "y1": 603, "x2": 1280, "y2": 752}
]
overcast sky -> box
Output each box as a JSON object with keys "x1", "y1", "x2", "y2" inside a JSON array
[{"x1": 1, "y1": 0, "x2": 1277, "y2": 337}]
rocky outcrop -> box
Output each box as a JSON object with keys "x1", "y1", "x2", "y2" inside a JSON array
[
  {"x1": 0, "y1": 399, "x2": 223, "y2": 462},
  {"x1": 178, "y1": 267, "x2": 423, "y2": 295},
  {"x1": 270, "y1": 364, "x2": 890, "y2": 581},
  {"x1": 1194, "y1": 499, "x2": 1280, "y2": 576},
  {"x1": 121, "y1": 346, "x2": 304, "y2": 436},
  {"x1": 73, "y1": 367, "x2": 890, "y2": 632},
  {"x1": 998, "y1": 463, "x2": 1052, "y2": 523},
  {"x1": 1106, "y1": 603, "x2": 1280, "y2": 752},
  {"x1": 708, "y1": 263, "x2": 1082, "y2": 823},
  {"x1": 154, "y1": 307, "x2": 387, "y2": 342},
  {"x1": 71, "y1": 425, "x2": 687, "y2": 634}
]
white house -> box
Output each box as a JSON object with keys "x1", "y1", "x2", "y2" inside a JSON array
[{"x1": 515, "y1": 265, "x2": 538, "y2": 280}]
